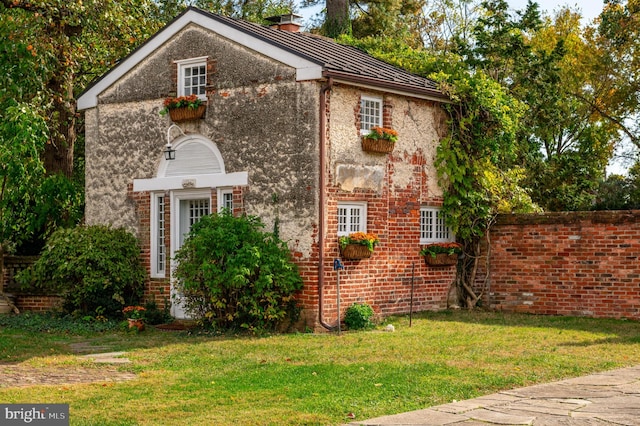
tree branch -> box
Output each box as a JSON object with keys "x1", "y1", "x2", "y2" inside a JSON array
[{"x1": 572, "y1": 91, "x2": 640, "y2": 148}]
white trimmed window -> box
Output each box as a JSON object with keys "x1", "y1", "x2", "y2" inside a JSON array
[
  {"x1": 420, "y1": 207, "x2": 453, "y2": 244},
  {"x1": 360, "y1": 95, "x2": 382, "y2": 134},
  {"x1": 176, "y1": 57, "x2": 207, "y2": 99},
  {"x1": 337, "y1": 202, "x2": 367, "y2": 236},
  {"x1": 218, "y1": 188, "x2": 233, "y2": 212},
  {"x1": 151, "y1": 193, "x2": 166, "y2": 278}
]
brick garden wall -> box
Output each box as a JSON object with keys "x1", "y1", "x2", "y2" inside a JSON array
[
  {"x1": 478, "y1": 210, "x2": 640, "y2": 319},
  {"x1": 2, "y1": 255, "x2": 62, "y2": 312}
]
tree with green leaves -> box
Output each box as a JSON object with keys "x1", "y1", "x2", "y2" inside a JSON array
[{"x1": 0, "y1": 102, "x2": 49, "y2": 312}]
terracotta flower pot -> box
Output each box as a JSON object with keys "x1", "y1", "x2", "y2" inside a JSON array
[{"x1": 127, "y1": 318, "x2": 145, "y2": 331}]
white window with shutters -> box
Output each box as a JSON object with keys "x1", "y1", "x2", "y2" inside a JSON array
[{"x1": 337, "y1": 202, "x2": 367, "y2": 236}]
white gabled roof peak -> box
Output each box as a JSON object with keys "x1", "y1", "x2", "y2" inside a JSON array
[{"x1": 77, "y1": 8, "x2": 323, "y2": 110}]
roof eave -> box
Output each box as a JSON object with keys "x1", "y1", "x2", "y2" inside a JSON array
[{"x1": 324, "y1": 70, "x2": 450, "y2": 103}]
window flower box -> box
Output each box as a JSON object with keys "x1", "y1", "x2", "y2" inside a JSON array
[
  {"x1": 160, "y1": 95, "x2": 206, "y2": 123},
  {"x1": 361, "y1": 127, "x2": 397, "y2": 154},
  {"x1": 339, "y1": 232, "x2": 379, "y2": 260},
  {"x1": 420, "y1": 242, "x2": 462, "y2": 267}
]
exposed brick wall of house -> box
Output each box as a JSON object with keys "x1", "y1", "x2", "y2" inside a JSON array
[
  {"x1": 477, "y1": 210, "x2": 640, "y2": 319},
  {"x1": 317, "y1": 140, "x2": 454, "y2": 327},
  {"x1": 317, "y1": 165, "x2": 454, "y2": 327}
]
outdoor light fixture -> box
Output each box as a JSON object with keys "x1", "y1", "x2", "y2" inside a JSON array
[
  {"x1": 165, "y1": 124, "x2": 187, "y2": 161},
  {"x1": 163, "y1": 143, "x2": 176, "y2": 160}
]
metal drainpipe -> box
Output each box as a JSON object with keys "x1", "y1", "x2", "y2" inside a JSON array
[{"x1": 318, "y1": 77, "x2": 336, "y2": 331}]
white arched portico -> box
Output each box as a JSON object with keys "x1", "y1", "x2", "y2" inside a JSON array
[{"x1": 133, "y1": 134, "x2": 248, "y2": 318}]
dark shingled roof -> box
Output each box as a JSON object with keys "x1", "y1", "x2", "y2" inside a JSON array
[{"x1": 191, "y1": 8, "x2": 446, "y2": 101}]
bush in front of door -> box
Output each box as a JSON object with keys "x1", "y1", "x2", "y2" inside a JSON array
[{"x1": 173, "y1": 212, "x2": 303, "y2": 332}]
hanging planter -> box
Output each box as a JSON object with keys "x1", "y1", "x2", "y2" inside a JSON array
[
  {"x1": 361, "y1": 127, "x2": 398, "y2": 154},
  {"x1": 423, "y1": 253, "x2": 458, "y2": 266},
  {"x1": 168, "y1": 105, "x2": 206, "y2": 123},
  {"x1": 420, "y1": 242, "x2": 462, "y2": 267},
  {"x1": 339, "y1": 232, "x2": 379, "y2": 260},
  {"x1": 160, "y1": 95, "x2": 206, "y2": 123},
  {"x1": 340, "y1": 243, "x2": 373, "y2": 260},
  {"x1": 361, "y1": 137, "x2": 395, "y2": 154}
]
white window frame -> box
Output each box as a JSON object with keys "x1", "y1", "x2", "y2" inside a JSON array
[
  {"x1": 150, "y1": 192, "x2": 166, "y2": 278},
  {"x1": 360, "y1": 95, "x2": 382, "y2": 134},
  {"x1": 337, "y1": 202, "x2": 367, "y2": 236},
  {"x1": 420, "y1": 207, "x2": 454, "y2": 244},
  {"x1": 176, "y1": 56, "x2": 208, "y2": 100},
  {"x1": 217, "y1": 188, "x2": 233, "y2": 213}
]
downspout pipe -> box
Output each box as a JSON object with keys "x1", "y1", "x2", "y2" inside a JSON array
[{"x1": 318, "y1": 77, "x2": 336, "y2": 331}]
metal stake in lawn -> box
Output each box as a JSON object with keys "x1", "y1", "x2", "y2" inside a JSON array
[
  {"x1": 333, "y1": 258, "x2": 344, "y2": 334},
  {"x1": 410, "y1": 262, "x2": 415, "y2": 327}
]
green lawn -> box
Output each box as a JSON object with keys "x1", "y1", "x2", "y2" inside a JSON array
[{"x1": 2, "y1": 310, "x2": 640, "y2": 425}]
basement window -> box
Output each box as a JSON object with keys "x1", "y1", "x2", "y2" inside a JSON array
[{"x1": 420, "y1": 207, "x2": 453, "y2": 244}]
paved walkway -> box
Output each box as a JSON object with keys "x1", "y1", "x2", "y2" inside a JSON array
[{"x1": 347, "y1": 365, "x2": 640, "y2": 425}]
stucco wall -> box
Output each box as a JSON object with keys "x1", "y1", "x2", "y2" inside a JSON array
[{"x1": 84, "y1": 24, "x2": 320, "y2": 255}]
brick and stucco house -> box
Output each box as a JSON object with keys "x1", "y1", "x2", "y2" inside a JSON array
[{"x1": 77, "y1": 7, "x2": 455, "y2": 330}]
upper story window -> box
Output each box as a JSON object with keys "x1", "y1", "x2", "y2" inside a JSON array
[
  {"x1": 176, "y1": 57, "x2": 207, "y2": 100},
  {"x1": 337, "y1": 202, "x2": 367, "y2": 236},
  {"x1": 360, "y1": 95, "x2": 382, "y2": 134},
  {"x1": 420, "y1": 207, "x2": 453, "y2": 244}
]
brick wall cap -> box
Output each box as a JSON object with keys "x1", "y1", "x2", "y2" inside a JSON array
[{"x1": 496, "y1": 210, "x2": 640, "y2": 226}]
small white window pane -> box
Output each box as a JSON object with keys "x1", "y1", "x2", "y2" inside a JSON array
[
  {"x1": 218, "y1": 189, "x2": 234, "y2": 213},
  {"x1": 360, "y1": 96, "x2": 382, "y2": 133},
  {"x1": 420, "y1": 207, "x2": 453, "y2": 244},
  {"x1": 337, "y1": 203, "x2": 367, "y2": 236},
  {"x1": 177, "y1": 59, "x2": 207, "y2": 99}
]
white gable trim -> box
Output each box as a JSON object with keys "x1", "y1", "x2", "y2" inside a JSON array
[
  {"x1": 133, "y1": 171, "x2": 248, "y2": 192},
  {"x1": 77, "y1": 9, "x2": 323, "y2": 111}
]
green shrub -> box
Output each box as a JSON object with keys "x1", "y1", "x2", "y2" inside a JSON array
[
  {"x1": 143, "y1": 299, "x2": 172, "y2": 325},
  {"x1": 173, "y1": 212, "x2": 303, "y2": 332},
  {"x1": 344, "y1": 303, "x2": 375, "y2": 330},
  {"x1": 17, "y1": 225, "x2": 146, "y2": 318}
]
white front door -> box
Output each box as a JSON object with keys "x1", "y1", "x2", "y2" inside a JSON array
[{"x1": 171, "y1": 189, "x2": 211, "y2": 318}]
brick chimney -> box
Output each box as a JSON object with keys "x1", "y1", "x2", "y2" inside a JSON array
[{"x1": 265, "y1": 13, "x2": 303, "y2": 32}]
